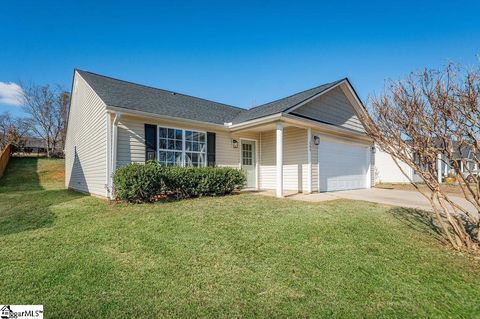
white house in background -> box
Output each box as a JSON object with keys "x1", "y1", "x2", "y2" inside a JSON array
[
  {"x1": 65, "y1": 69, "x2": 374, "y2": 199},
  {"x1": 374, "y1": 142, "x2": 478, "y2": 184},
  {"x1": 374, "y1": 147, "x2": 414, "y2": 184}
]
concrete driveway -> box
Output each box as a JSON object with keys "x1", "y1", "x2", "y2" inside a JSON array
[{"x1": 257, "y1": 188, "x2": 477, "y2": 214}]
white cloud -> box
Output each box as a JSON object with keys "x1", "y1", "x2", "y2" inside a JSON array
[{"x1": 0, "y1": 82, "x2": 24, "y2": 106}]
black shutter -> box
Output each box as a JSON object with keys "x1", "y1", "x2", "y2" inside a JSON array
[
  {"x1": 145, "y1": 124, "x2": 157, "y2": 162},
  {"x1": 207, "y1": 132, "x2": 216, "y2": 167}
]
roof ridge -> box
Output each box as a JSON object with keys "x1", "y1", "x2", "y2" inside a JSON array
[
  {"x1": 76, "y1": 69, "x2": 246, "y2": 112},
  {"x1": 246, "y1": 78, "x2": 345, "y2": 111}
]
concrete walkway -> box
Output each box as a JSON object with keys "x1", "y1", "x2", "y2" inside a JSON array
[{"x1": 255, "y1": 188, "x2": 477, "y2": 214}]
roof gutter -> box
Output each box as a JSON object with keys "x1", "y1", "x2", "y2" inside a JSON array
[
  {"x1": 106, "y1": 105, "x2": 229, "y2": 130},
  {"x1": 228, "y1": 113, "x2": 283, "y2": 131}
]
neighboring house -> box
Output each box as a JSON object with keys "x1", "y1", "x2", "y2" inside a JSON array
[
  {"x1": 0, "y1": 135, "x2": 46, "y2": 154},
  {"x1": 435, "y1": 141, "x2": 479, "y2": 181},
  {"x1": 374, "y1": 141, "x2": 478, "y2": 184},
  {"x1": 374, "y1": 147, "x2": 414, "y2": 184},
  {"x1": 65, "y1": 69, "x2": 374, "y2": 199},
  {"x1": 17, "y1": 136, "x2": 46, "y2": 154}
]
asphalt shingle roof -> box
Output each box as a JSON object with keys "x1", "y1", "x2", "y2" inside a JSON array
[
  {"x1": 230, "y1": 79, "x2": 344, "y2": 124},
  {"x1": 77, "y1": 69, "x2": 345, "y2": 126},
  {"x1": 77, "y1": 70, "x2": 245, "y2": 125}
]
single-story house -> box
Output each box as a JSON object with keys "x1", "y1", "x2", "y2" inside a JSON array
[{"x1": 65, "y1": 69, "x2": 374, "y2": 199}]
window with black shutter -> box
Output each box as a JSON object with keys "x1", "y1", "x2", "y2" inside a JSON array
[
  {"x1": 145, "y1": 124, "x2": 157, "y2": 162},
  {"x1": 207, "y1": 132, "x2": 216, "y2": 166}
]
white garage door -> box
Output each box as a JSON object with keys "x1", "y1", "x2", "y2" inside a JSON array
[{"x1": 319, "y1": 138, "x2": 370, "y2": 192}]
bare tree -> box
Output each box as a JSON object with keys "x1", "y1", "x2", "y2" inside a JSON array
[
  {"x1": 21, "y1": 83, "x2": 69, "y2": 157},
  {"x1": 360, "y1": 63, "x2": 480, "y2": 252},
  {"x1": 0, "y1": 112, "x2": 30, "y2": 149}
]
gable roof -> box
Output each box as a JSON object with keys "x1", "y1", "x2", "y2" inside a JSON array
[
  {"x1": 230, "y1": 79, "x2": 345, "y2": 124},
  {"x1": 77, "y1": 70, "x2": 245, "y2": 125},
  {"x1": 75, "y1": 69, "x2": 354, "y2": 127}
]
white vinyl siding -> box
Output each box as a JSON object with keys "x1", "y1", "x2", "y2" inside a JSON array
[
  {"x1": 65, "y1": 72, "x2": 107, "y2": 196},
  {"x1": 259, "y1": 127, "x2": 308, "y2": 192},
  {"x1": 115, "y1": 115, "x2": 258, "y2": 170},
  {"x1": 259, "y1": 130, "x2": 276, "y2": 189},
  {"x1": 311, "y1": 138, "x2": 319, "y2": 192},
  {"x1": 117, "y1": 119, "x2": 145, "y2": 167},
  {"x1": 374, "y1": 147, "x2": 413, "y2": 183},
  {"x1": 292, "y1": 86, "x2": 365, "y2": 133}
]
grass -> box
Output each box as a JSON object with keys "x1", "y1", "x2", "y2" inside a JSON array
[
  {"x1": 376, "y1": 182, "x2": 467, "y2": 196},
  {"x1": 1, "y1": 158, "x2": 479, "y2": 318}
]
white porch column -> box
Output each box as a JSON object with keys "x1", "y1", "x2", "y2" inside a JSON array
[
  {"x1": 437, "y1": 153, "x2": 442, "y2": 184},
  {"x1": 276, "y1": 122, "x2": 284, "y2": 198},
  {"x1": 306, "y1": 128, "x2": 312, "y2": 193}
]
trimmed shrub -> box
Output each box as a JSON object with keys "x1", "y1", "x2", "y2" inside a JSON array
[
  {"x1": 113, "y1": 162, "x2": 246, "y2": 202},
  {"x1": 162, "y1": 166, "x2": 246, "y2": 198},
  {"x1": 112, "y1": 161, "x2": 163, "y2": 203}
]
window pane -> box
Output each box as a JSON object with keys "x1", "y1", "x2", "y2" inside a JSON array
[
  {"x1": 175, "y1": 152, "x2": 182, "y2": 165},
  {"x1": 167, "y1": 151, "x2": 174, "y2": 163},
  {"x1": 175, "y1": 141, "x2": 182, "y2": 151},
  {"x1": 199, "y1": 133, "x2": 205, "y2": 142},
  {"x1": 168, "y1": 128, "x2": 175, "y2": 139},
  {"x1": 193, "y1": 142, "x2": 199, "y2": 152},
  {"x1": 185, "y1": 153, "x2": 192, "y2": 166},
  {"x1": 159, "y1": 127, "x2": 167, "y2": 138},
  {"x1": 186, "y1": 130, "x2": 193, "y2": 141},
  {"x1": 186, "y1": 141, "x2": 192, "y2": 151},
  {"x1": 168, "y1": 140, "x2": 175, "y2": 150},
  {"x1": 175, "y1": 129, "x2": 182, "y2": 140},
  {"x1": 159, "y1": 138, "x2": 167, "y2": 149},
  {"x1": 198, "y1": 153, "x2": 205, "y2": 166},
  {"x1": 159, "y1": 151, "x2": 166, "y2": 162},
  {"x1": 192, "y1": 131, "x2": 199, "y2": 142}
]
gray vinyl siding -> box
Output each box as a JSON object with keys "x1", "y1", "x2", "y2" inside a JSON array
[
  {"x1": 291, "y1": 87, "x2": 365, "y2": 133},
  {"x1": 65, "y1": 72, "x2": 107, "y2": 196}
]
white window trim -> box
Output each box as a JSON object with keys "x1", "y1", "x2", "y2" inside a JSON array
[{"x1": 156, "y1": 125, "x2": 208, "y2": 167}]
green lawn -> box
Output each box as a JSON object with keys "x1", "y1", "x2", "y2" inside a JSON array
[{"x1": 1, "y1": 158, "x2": 479, "y2": 318}]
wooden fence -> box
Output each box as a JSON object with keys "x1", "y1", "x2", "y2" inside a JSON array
[{"x1": 0, "y1": 144, "x2": 12, "y2": 177}]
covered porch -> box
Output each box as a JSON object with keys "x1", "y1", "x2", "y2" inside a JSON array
[{"x1": 230, "y1": 114, "x2": 373, "y2": 198}]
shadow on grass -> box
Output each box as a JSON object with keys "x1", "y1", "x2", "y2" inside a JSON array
[
  {"x1": 389, "y1": 206, "x2": 444, "y2": 241},
  {"x1": 0, "y1": 156, "x2": 89, "y2": 235},
  {"x1": 0, "y1": 189, "x2": 85, "y2": 235},
  {"x1": 0, "y1": 157, "x2": 43, "y2": 192}
]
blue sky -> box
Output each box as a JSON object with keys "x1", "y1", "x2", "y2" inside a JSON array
[{"x1": 1, "y1": 0, "x2": 479, "y2": 117}]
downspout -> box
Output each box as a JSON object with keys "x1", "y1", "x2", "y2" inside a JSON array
[{"x1": 109, "y1": 112, "x2": 121, "y2": 199}]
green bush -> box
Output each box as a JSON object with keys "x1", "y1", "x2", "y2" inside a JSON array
[
  {"x1": 162, "y1": 166, "x2": 246, "y2": 198},
  {"x1": 112, "y1": 161, "x2": 163, "y2": 203},
  {"x1": 113, "y1": 162, "x2": 246, "y2": 202}
]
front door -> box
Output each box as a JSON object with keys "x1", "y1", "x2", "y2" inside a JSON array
[{"x1": 241, "y1": 140, "x2": 256, "y2": 188}]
